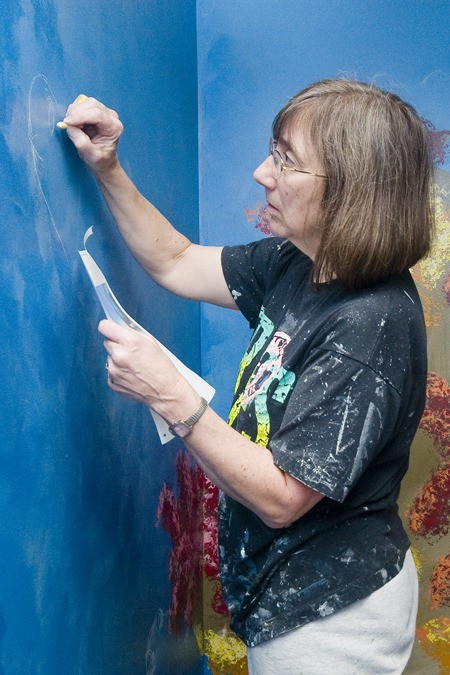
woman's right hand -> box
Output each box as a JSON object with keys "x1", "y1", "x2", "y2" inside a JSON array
[{"x1": 62, "y1": 95, "x2": 124, "y2": 175}]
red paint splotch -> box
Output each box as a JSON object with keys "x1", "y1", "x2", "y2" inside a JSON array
[
  {"x1": 245, "y1": 204, "x2": 272, "y2": 235},
  {"x1": 408, "y1": 464, "x2": 450, "y2": 541},
  {"x1": 202, "y1": 474, "x2": 229, "y2": 616},
  {"x1": 156, "y1": 452, "x2": 228, "y2": 632},
  {"x1": 156, "y1": 450, "x2": 204, "y2": 633},
  {"x1": 444, "y1": 271, "x2": 450, "y2": 305},
  {"x1": 202, "y1": 474, "x2": 220, "y2": 578},
  {"x1": 407, "y1": 373, "x2": 450, "y2": 542},
  {"x1": 423, "y1": 119, "x2": 450, "y2": 165}
]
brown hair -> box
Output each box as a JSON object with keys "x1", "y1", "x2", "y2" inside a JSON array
[{"x1": 273, "y1": 79, "x2": 435, "y2": 289}]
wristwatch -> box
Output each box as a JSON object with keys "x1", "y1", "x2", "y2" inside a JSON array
[{"x1": 168, "y1": 397, "x2": 208, "y2": 438}]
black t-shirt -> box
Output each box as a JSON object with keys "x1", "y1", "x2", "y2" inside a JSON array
[{"x1": 219, "y1": 237, "x2": 427, "y2": 647}]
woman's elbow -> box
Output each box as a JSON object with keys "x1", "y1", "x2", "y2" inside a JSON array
[
  {"x1": 258, "y1": 481, "x2": 324, "y2": 529},
  {"x1": 258, "y1": 501, "x2": 306, "y2": 529}
]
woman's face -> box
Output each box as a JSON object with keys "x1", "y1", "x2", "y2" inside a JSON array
[{"x1": 253, "y1": 126, "x2": 326, "y2": 260}]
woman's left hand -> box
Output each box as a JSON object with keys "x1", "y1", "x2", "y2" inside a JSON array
[{"x1": 99, "y1": 319, "x2": 190, "y2": 418}]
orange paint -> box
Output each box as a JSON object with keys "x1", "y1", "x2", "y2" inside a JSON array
[
  {"x1": 430, "y1": 555, "x2": 450, "y2": 608},
  {"x1": 407, "y1": 464, "x2": 450, "y2": 541},
  {"x1": 407, "y1": 373, "x2": 450, "y2": 542}
]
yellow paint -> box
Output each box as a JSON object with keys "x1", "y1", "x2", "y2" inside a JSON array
[
  {"x1": 410, "y1": 546, "x2": 423, "y2": 578},
  {"x1": 417, "y1": 618, "x2": 450, "y2": 672},
  {"x1": 203, "y1": 629, "x2": 248, "y2": 674},
  {"x1": 414, "y1": 190, "x2": 450, "y2": 288},
  {"x1": 412, "y1": 186, "x2": 450, "y2": 328},
  {"x1": 420, "y1": 294, "x2": 441, "y2": 328}
]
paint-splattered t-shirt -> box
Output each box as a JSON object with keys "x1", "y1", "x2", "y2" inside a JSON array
[{"x1": 219, "y1": 237, "x2": 427, "y2": 647}]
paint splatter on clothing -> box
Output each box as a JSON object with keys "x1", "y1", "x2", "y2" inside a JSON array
[{"x1": 219, "y1": 237, "x2": 427, "y2": 647}]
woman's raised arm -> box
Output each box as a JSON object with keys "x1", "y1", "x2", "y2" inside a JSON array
[{"x1": 62, "y1": 95, "x2": 236, "y2": 308}]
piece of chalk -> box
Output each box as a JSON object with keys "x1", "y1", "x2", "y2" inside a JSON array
[{"x1": 56, "y1": 95, "x2": 88, "y2": 129}]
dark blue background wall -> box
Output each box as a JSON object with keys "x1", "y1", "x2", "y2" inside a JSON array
[{"x1": 0, "y1": 1, "x2": 201, "y2": 673}]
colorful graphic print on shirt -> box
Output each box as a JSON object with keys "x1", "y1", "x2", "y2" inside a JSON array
[{"x1": 228, "y1": 307, "x2": 296, "y2": 446}]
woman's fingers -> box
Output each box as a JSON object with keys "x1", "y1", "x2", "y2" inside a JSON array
[
  {"x1": 61, "y1": 96, "x2": 123, "y2": 168},
  {"x1": 99, "y1": 320, "x2": 176, "y2": 403}
]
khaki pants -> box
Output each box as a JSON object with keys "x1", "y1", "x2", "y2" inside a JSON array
[{"x1": 246, "y1": 549, "x2": 418, "y2": 675}]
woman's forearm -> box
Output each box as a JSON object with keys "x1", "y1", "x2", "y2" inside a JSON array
[
  {"x1": 95, "y1": 159, "x2": 192, "y2": 285},
  {"x1": 183, "y1": 405, "x2": 323, "y2": 529},
  {"x1": 64, "y1": 97, "x2": 233, "y2": 306}
]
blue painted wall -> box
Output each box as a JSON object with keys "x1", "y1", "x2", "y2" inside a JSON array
[{"x1": 0, "y1": 1, "x2": 201, "y2": 673}]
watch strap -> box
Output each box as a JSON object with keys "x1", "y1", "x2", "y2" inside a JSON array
[{"x1": 168, "y1": 397, "x2": 208, "y2": 437}]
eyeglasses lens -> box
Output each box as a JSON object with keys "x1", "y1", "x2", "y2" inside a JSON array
[{"x1": 269, "y1": 139, "x2": 282, "y2": 178}]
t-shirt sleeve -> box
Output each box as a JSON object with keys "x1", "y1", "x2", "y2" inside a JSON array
[
  {"x1": 270, "y1": 348, "x2": 403, "y2": 503},
  {"x1": 221, "y1": 238, "x2": 305, "y2": 328}
]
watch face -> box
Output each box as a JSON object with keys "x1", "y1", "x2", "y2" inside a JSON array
[{"x1": 169, "y1": 422, "x2": 192, "y2": 438}]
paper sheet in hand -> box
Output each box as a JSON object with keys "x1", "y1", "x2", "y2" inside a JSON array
[{"x1": 79, "y1": 227, "x2": 215, "y2": 443}]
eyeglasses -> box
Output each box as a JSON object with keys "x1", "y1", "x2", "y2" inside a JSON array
[{"x1": 269, "y1": 138, "x2": 327, "y2": 179}]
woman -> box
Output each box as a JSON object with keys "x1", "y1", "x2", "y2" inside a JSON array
[{"x1": 63, "y1": 79, "x2": 434, "y2": 674}]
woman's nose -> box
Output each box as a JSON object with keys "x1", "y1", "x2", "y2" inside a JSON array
[{"x1": 253, "y1": 156, "x2": 277, "y2": 188}]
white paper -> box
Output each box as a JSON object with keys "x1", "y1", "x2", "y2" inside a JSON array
[{"x1": 79, "y1": 227, "x2": 215, "y2": 443}]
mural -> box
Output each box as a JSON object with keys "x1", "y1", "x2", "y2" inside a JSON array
[
  {"x1": 402, "y1": 130, "x2": 450, "y2": 674},
  {"x1": 157, "y1": 456, "x2": 246, "y2": 674},
  {"x1": 3, "y1": 0, "x2": 447, "y2": 672}
]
